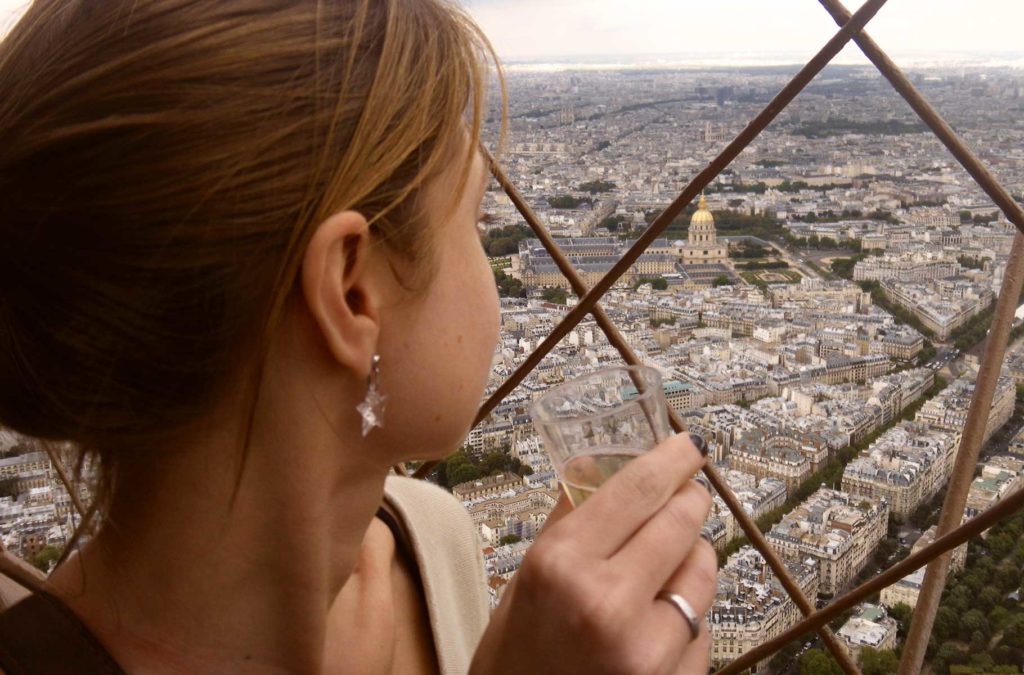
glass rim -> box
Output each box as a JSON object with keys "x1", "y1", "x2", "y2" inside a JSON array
[{"x1": 529, "y1": 364, "x2": 665, "y2": 425}]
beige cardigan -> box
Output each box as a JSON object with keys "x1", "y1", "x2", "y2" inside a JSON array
[
  {"x1": 0, "y1": 476, "x2": 490, "y2": 674},
  {"x1": 382, "y1": 475, "x2": 491, "y2": 675}
]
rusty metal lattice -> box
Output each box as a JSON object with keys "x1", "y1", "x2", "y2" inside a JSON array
[
  {"x1": 29, "y1": 0, "x2": 1024, "y2": 671},
  {"x1": 415, "y1": 0, "x2": 1024, "y2": 671}
]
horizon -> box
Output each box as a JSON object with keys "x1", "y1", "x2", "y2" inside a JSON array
[
  {"x1": 0, "y1": 1, "x2": 1022, "y2": 69},
  {"x1": 464, "y1": 0, "x2": 1024, "y2": 68},
  {"x1": 492, "y1": 50, "x2": 1024, "y2": 73}
]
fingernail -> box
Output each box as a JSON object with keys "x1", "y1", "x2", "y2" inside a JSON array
[
  {"x1": 694, "y1": 476, "x2": 713, "y2": 495},
  {"x1": 689, "y1": 433, "x2": 708, "y2": 457},
  {"x1": 700, "y1": 529, "x2": 713, "y2": 543}
]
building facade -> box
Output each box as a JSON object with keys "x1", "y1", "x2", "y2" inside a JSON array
[{"x1": 767, "y1": 489, "x2": 888, "y2": 597}]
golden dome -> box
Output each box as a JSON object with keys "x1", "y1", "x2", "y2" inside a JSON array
[{"x1": 690, "y1": 194, "x2": 715, "y2": 228}]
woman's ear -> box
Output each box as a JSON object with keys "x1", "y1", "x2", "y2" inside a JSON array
[{"x1": 300, "y1": 210, "x2": 381, "y2": 378}]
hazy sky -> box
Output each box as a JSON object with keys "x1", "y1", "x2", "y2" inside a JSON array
[
  {"x1": 0, "y1": 1, "x2": 1021, "y2": 64},
  {"x1": 462, "y1": 0, "x2": 1024, "y2": 63}
]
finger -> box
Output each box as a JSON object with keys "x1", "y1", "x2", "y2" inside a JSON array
[
  {"x1": 662, "y1": 539, "x2": 718, "y2": 624},
  {"x1": 674, "y1": 628, "x2": 711, "y2": 675},
  {"x1": 504, "y1": 493, "x2": 573, "y2": 605},
  {"x1": 611, "y1": 479, "x2": 711, "y2": 596},
  {"x1": 634, "y1": 540, "x2": 718, "y2": 665},
  {"x1": 548, "y1": 432, "x2": 707, "y2": 559},
  {"x1": 539, "y1": 492, "x2": 574, "y2": 533}
]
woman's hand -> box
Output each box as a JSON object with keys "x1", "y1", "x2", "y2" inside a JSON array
[{"x1": 471, "y1": 433, "x2": 717, "y2": 675}]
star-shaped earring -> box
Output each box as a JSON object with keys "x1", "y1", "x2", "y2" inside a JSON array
[{"x1": 357, "y1": 354, "x2": 386, "y2": 437}]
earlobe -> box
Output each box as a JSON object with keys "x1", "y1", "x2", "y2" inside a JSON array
[{"x1": 300, "y1": 211, "x2": 381, "y2": 377}]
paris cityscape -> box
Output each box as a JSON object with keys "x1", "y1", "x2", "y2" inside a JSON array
[
  {"x1": 5, "y1": 62, "x2": 1024, "y2": 673},
  {"x1": 455, "y1": 64, "x2": 1024, "y2": 673}
]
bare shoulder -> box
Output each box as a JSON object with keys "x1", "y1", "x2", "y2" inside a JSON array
[
  {"x1": 385, "y1": 520, "x2": 439, "y2": 674},
  {"x1": 324, "y1": 517, "x2": 397, "y2": 672},
  {"x1": 324, "y1": 516, "x2": 437, "y2": 674}
]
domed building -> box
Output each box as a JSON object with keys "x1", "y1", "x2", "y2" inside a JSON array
[{"x1": 676, "y1": 194, "x2": 729, "y2": 263}]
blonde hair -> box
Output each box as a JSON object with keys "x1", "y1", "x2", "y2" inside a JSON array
[{"x1": 0, "y1": 0, "x2": 504, "y2": 533}]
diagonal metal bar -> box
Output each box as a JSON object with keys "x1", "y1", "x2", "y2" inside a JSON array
[
  {"x1": 425, "y1": 0, "x2": 889, "y2": 475},
  {"x1": 894, "y1": 234, "x2": 1024, "y2": 673},
  {"x1": 416, "y1": 153, "x2": 859, "y2": 669},
  {"x1": 418, "y1": 3, "x2": 893, "y2": 670},
  {"x1": 717, "y1": 466, "x2": 1024, "y2": 674},
  {"x1": 818, "y1": 0, "x2": 1024, "y2": 234},
  {"x1": 0, "y1": 548, "x2": 46, "y2": 596},
  {"x1": 811, "y1": 2, "x2": 1024, "y2": 669},
  {"x1": 702, "y1": 465, "x2": 859, "y2": 673}
]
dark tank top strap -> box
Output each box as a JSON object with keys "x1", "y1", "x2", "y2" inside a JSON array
[
  {"x1": 0, "y1": 589, "x2": 125, "y2": 674},
  {"x1": 375, "y1": 505, "x2": 422, "y2": 583}
]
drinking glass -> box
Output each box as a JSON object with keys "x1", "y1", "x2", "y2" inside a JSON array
[{"x1": 530, "y1": 365, "x2": 672, "y2": 506}]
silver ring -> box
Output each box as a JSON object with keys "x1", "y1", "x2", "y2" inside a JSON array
[{"x1": 655, "y1": 590, "x2": 701, "y2": 640}]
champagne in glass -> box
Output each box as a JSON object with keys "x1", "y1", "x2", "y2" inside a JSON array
[
  {"x1": 530, "y1": 366, "x2": 671, "y2": 507},
  {"x1": 560, "y1": 446, "x2": 643, "y2": 505}
]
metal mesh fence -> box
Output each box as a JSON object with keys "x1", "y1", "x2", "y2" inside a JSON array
[{"x1": 33, "y1": 0, "x2": 1024, "y2": 672}]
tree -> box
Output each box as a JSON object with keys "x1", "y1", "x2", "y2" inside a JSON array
[
  {"x1": 968, "y1": 652, "x2": 995, "y2": 671},
  {"x1": 969, "y1": 628, "x2": 987, "y2": 653},
  {"x1": 829, "y1": 255, "x2": 864, "y2": 280},
  {"x1": 547, "y1": 195, "x2": 592, "y2": 209},
  {"x1": 859, "y1": 647, "x2": 898, "y2": 675},
  {"x1": 961, "y1": 569, "x2": 986, "y2": 595},
  {"x1": 889, "y1": 602, "x2": 913, "y2": 638},
  {"x1": 541, "y1": 287, "x2": 568, "y2": 305},
  {"x1": 961, "y1": 609, "x2": 989, "y2": 642},
  {"x1": 577, "y1": 180, "x2": 616, "y2": 194},
  {"x1": 633, "y1": 276, "x2": 668, "y2": 291},
  {"x1": 492, "y1": 268, "x2": 526, "y2": 299},
  {"x1": 933, "y1": 606, "x2": 960, "y2": 641},
  {"x1": 1002, "y1": 614, "x2": 1024, "y2": 649},
  {"x1": 991, "y1": 651, "x2": 1016, "y2": 670},
  {"x1": 735, "y1": 243, "x2": 768, "y2": 258},
  {"x1": 769, "y1": 641, "x2": 805, "y2": 672},
  {"x1": 481, "y1": 224, "x2": 533, "y2": 257},
  {"x1": 32, "y1": 545, "x2": 61, "y2": 573},
  {"x1": 481, "y1": 451, "x2": 512, "y2": 475},
  {"x1": 988, "y1": 605, "x2": 1011, "y2": 632},
  {"x1": 437, "y1": 449, "x2": 485, "y2": 489},
  {"x1": 497, "y1": 534, "x2": 522, "y2": 546},
  {"x1": 934, "y1": 641, "x2": 966, "y2": 671},
  {"x1": 946, "y1": 583, "x2": 972, "y2": 615},
  {"x1": 0, "y1": 477, "x2": 17, "y2": 499},
  {"x1": 712, "y1": 275, "x2": 734, "y2": 287},
  {"x1": 978, "y1": 585, "x2": 1002, "y2": 612},
  {"x1": 447, "y1": 462, "x2": 482, "y2": 488},
  {"x1": 989, "y1": 531, "x2": 1014, "y2": 559},
  {"x1": 600, "y1": 214, "x2": 627, "y2": 232},
  {"x1": 909, "y1": 501, "x2": 934, "y2": 529},
  {"x1": 799, "y1": 649, "x2": 843, "y2": 675}
]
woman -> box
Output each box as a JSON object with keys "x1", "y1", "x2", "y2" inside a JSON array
[{"x1": 0, "y1": 0, "x2": 717, "y2": 672}]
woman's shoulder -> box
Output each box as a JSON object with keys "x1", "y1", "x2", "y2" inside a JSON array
[
  {"x1": 382, "y1": 474, "x2": 490, "y2": 675},
  {"x1": 384, "y1": 475, "x2": 473, "y2": 524},
  {"x1": 382, "y1": 474, "x2": 485, "y2": 565},
  {"x1": 0, "y1": 590, "x2": 126, "y2": 674}
]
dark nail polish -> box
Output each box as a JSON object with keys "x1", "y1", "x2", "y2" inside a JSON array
[
  {"x1": 694, "y1": 476, "x2": 713, "y2": 495},
  {"x1": 700, "y1": 529, "x2": 713, "y2": 543},
  {"x1": 689, "y1": 432, "x2": 708, "y2": 457}
]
